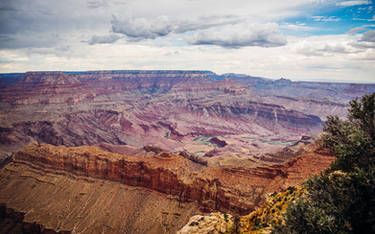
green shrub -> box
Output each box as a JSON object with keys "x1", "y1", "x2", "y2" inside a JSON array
[
  {"x1": 223, "y1": 213, "x2": 229, "y2": 222},
  {"x1": 272, "y1": 93, "x2": 375, "y2": 234},
  {"x1": 322, "y1": 93, "x2": 375, "y2": 172}
]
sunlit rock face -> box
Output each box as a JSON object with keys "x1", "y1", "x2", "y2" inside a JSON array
[{"x1": 0, "y1": 141, "x2": 334, "y2": 233}]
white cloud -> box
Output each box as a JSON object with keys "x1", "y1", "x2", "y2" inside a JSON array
[
  {"x1": 312, "y1": 16, "x2": 341, "y2": 22},
  {"x1": 294, "y1": 32, "x2": 375, "y2": 57},
  {"x1": 188, "y1": 23, "x2": 287, "y2": 48},
  {"x1": 360, "y1": 30, "x2": 375, "y2": 42},
  {"x1": 350, "y1": 30, "x2": 375, "y2": 49},
  {"x1": 111, "y1": 15, "x2": 241, "y2": 41},
  {"x1": 279, "y1": 23, "x2": 315, "y2": 31},
  {"x1": 0, "y1": 0, "x2": 374, "y2": 83},
  {"x1": 336, "y1": 0, "x2": 371, "y2": 7},
  {"x1": 111, "y1": 15, "x2": 174, "y2": 40}
]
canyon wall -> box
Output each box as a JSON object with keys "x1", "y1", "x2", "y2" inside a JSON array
[
  {"x1": 11, "y1": 141, "x2": 334, "y2": 214},
  {"x1": 0, "y1": 141, "x2": 334, "y2": 233},
  {"x1": 0, "y1": 70, "x2": 348, "y2": 162}
]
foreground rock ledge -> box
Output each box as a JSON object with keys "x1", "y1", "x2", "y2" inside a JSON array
[{"x1": 0, "y1": 142, "x2": 334, "y2": 233}]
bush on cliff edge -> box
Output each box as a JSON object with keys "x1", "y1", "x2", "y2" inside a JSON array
[{"x1": 273, "y1": 93, "x2": 375, "y2": 234}]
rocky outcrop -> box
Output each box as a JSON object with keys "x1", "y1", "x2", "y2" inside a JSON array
[
  {"x1": 179, "y1": 151, "x2": 208, "y2": 166},
  {"x1": 11, "y1": 142, "x2": 334, "y2": 215},
  {"x1": 0, "y1": 140, "x2": 335, "y2": 233},
  {"x1": 178, "y1": 186, "x2": 306, "y2": 234},
  {"x1": 209, "y1": 137, "x2": 227, "y2": 148},
  {"x1": 0, "y1": 160, "x2": 199, "y2": 234},
  {"x1": 177, "y1": 213, "x2": 235, "y2": 234}
]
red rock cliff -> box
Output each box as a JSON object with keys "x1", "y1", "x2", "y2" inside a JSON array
[{"x1": 13, "y1": 142, "x2": 334, "y2": 215}]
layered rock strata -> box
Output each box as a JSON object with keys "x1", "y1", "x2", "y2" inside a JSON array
[
  {"x1": 12, "y1": 142, "x2": 333, "y2": 214},
  {"x1": 1, "y1": 70, "x2": 367, "y2": 162}
]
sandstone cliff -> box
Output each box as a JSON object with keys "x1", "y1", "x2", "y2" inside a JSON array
[
  {"x1": 0, "y1": 141, "x2": 334, "y2": 233},
  {"x1": 12, "y1": 142, "x2": 334, "y2": 215}
]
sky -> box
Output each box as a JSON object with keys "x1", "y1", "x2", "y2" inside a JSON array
[{"x1": 0, "y1": 0, "x2": 375, "y2": 83}]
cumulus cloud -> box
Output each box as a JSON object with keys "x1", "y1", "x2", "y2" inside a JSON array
[
  {"x1": 360, "y1": 29, "x2": 375, "y2": 42},
  {"x1": 295, "y1": 35, "x2": 366, "y2": 57},
  {"x1": 188, "y1": 23, "x2": 287, "y2": 48},
  {"x1": 111, "y1": 15, "x2": 174, "y2": 41},
  {"x1": 297, "y1": 30, "x2": 375, "y2": 58},
  {"x1": 351, "y1": 30, "x2": 375, "y2": 48},
  {"x1": 336, "y1": 0, "x2": 371, "y2": 7},
  {"x1": 111, "y1": 15, "x2": 241, "y2": 41},
  {"x1": 174, "y1": 16, "x2": 242, "y2": 34}
]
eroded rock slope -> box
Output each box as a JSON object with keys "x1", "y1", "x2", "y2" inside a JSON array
[{"x1": 0, "y1": 141, "x2": 334, "y2": 233}]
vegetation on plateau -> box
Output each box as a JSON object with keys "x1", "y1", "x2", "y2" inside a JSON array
[{"x1": 272, "y1": 93, "x2": 375, "y2": 233}]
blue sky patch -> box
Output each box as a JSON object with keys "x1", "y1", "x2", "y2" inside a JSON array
[{"x1": 283, "y1": 1, "x2": 374, "y2": 36}]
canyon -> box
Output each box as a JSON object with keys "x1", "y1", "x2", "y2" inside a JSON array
[
  {"x1": 1, "y1": 70, "x2": 373, "y2": 164},
  {"x1": 0, "y1": 70, "x2": 374, "y2": 233},
  {"x1": 0, "y1": 141, "x2": 334, "y2": 233}
]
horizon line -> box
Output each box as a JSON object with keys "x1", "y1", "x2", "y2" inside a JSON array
[{"x1": 0, "y1": 69, "x2": 374, "y2": 85}]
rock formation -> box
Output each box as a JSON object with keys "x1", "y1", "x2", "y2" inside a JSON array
[
  {"x1": 0, "y1": 140, "x2": 334, "y2": 233},
  {"x1": 2, "y1": 70, "x2": 372, "y2": 162},
  {"x1": 0, "y1": 70, "x2": 373, "y2": 233}
]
